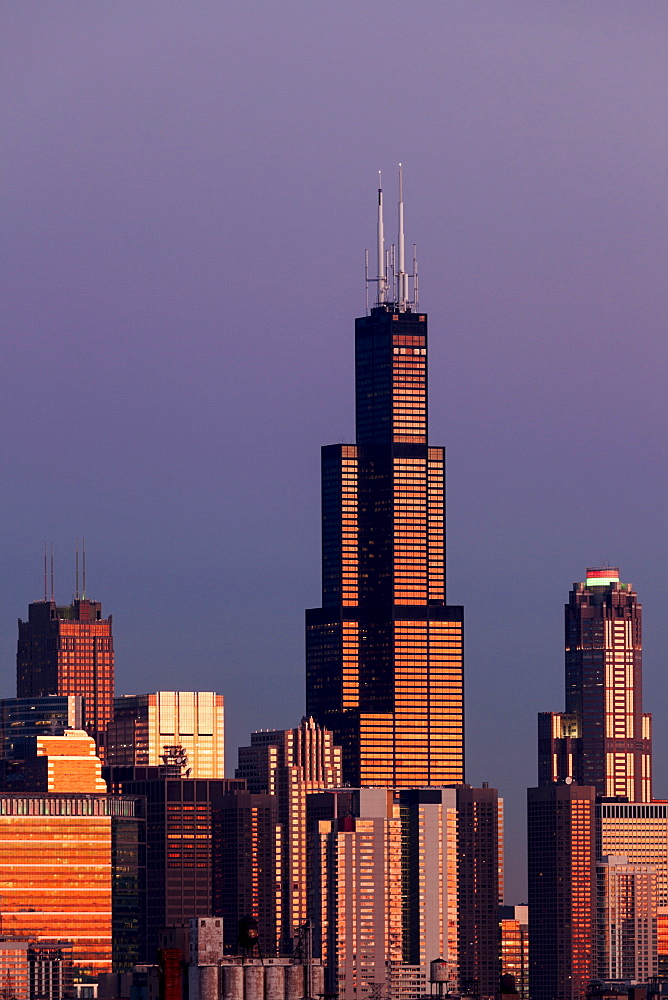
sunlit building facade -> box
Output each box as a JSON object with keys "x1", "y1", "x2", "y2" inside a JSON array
[
  {"x1": 236, "y1": 717, "x2": 342, "y2": 951},
  {"x1": 306, "y1": 187, "x2": 463, "y2": 787},
  {"x1": 538, "y1": 568, "x2": 651, "y2": 802},
  {"x1": 106, "y1": 691, "x2": 225, "y2": 778},
  {"x1": 17, "y1": 598, "x2": 114, "y2": 750},
  {"x1": 499, "y1": 905, "x2": 529, "y2": 1000},
  {"x1": 308, "y1": 788, "x2": 410, "y2": 1000},
  {"x1": 527, "y1": 782, "x2": 596, "y2": 1000},
  {"x1": 457, "y1": 785, "x2": 503, "y2": 1000},
  {"x1": 398, "y1": 788, "x2": 459, "y2": 990},
  {"x1": 597, "y1": 855, "x2": 657, "y2": 981}
]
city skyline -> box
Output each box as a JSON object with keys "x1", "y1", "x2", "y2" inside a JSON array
[{"x1": 2, "y1": 3, "x2": 667, "y2": 901}]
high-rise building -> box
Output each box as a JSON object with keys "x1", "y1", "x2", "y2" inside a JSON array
[
  {"x1": 596, "y1": 855, "x2": 657, "y2": 981},
  {"x1": 104, "y1": 763, "x2": 244, "y2": 961},
  {"x1": 538, "y1": 568, "x2": 651, "y2": 802},
  {"x1": 308, "y1": 788, "x2": 414, "y2": 1000},
  {"x1": 212, "y1": 788, "x2": 282, "y2": 957},
  {"x1": 306, "y1": 174, "x2": 464, "y2": 788},
  {"x1": 17, "y1": 597, "x2": 114, "y2": 750},
  {"x1": 527, "y1": 782, "x2": 596, "y2": 1000},
  {"x1": 0, "y1": 733, "x2": 145, "y2": 979},
  {"x1": 106, "y1": 691, "x2": 225, "y2": 778},
  {"x1": 398, "y1": 788, "x2": 459, "y2": 991},
  {"x1": 532, "y1": 569, "x2": 658, "y2": 991},
  {"x1": 0, "y1": 695, "x2": 83, "y2": 761},
  {"x1": 236, "y1": 717, "x2": 342, "y2": 951},
  {"x1": 499, "y1": 905, "x2": 529, "y2": 1000},
  {"x1": 456, "y1": 784, "x2": 503, "y2": 1000}
]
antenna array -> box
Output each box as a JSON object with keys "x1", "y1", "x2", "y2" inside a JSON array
[{"x1": 365, "y1": 165, "x2": 419, "y2": 313}]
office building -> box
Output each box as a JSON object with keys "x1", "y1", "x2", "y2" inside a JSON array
[
  {"x1": 212, "y1": 788, "x2": 282, "y2": 957},
  {"x1": 17, "y1": 597, "x2": 114, "y2": 750},
  {"x1": 306, "y1": 174, "x2": 464, "y2": 788},
  {"x1": 597, "y1": 855, "x2": 657, "y2": 981},
  {"x1": 0, "y1": 735, "x2": 144, "y2": 980},
  {"x1": 456, "y1": 784, "x2": 503, "y2": 1000},
  {"x1": 236, "y1": 717, "x2": 341, "y2": 951},
  {"x1": 597, "y1": 800, "x2": 668, "y2": 978},
  {"x1": 308, "y1": 788, "x2": 415, "y2": 1000},
  {"x1": 538, "y1": 568, "x2": 651, "y2": 802},
  {"x1": 0, "y1": 941, "x2": 30, "y2": 1000},
  {"x1": 527, "y1": 782, "x2": 596, "y2": 1000},
  {"x1": 398, "y1": 788, "x2": 459, "y2": 991},
  {"x1": 499, "y1": 906, "x2": 529, "y2": 1000},
  {"x1": 106, "y1": 691, "x2": 225, "y2": 778},
  {"x1": 104, "y1": 763, "x2": 244, "y2": 961},
  {"x1": 0, "y1": 695, "x2": 83, "y2": 760}
]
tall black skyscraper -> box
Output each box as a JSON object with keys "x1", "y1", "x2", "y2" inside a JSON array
[{"x1": 306, "y1": 171, "x2": 464, "y2": 788}]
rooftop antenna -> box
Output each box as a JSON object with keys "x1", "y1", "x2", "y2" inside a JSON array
[
  {"x1": 75, "y1": 538, "x2": 79, "y2": 601},
  {"x1": 376, "y1": 171, "x2": 386, "y2": 305},
  {"x1": 50, "y1": 544, "x2": 54, "y2": 603},
  {"x1": 82, "y1": 538, "x2": 86, "y2": 600},
  {"x1": 397, "y1": 163, "x2": 409, "y2": 309},
  {"x1": 43, "y1": 543, "x2": 48, "y2": 602}
]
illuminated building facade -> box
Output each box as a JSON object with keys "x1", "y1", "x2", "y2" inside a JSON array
[
  {"x1": 236, "y1": 717, "x2": 341, "y2": 951},
  {"x1": 104, "y1": 765, "x2": 244, "y2": 961},
  {"x1": 106, "y1": 691, "x2": 225, "y2": 778},
  {"x1": 0, "y1": 695, "x2": 83, "y2": 761},
  {"x1": 306, "y1": 176, "x2": 464, "y2": 788},
  {"x1": 456, "y1": 785, "x2": 503, "y2": 1000},
  {"x1": 308, "y1": 788, "x2": 411, "y2": 1000},
  {"x1": 211, "y1": 787, "x2": 282, "y2": 957},
  {"x1": 527, "y1": 782, "x2": 596, "y2": 1000},
  {"x1": 499, "y1": 905, "x2": 529, "y2": 1000},
  {"x1": 597, "y1": 801, "x2": 668, "y2": 978},
  {"x1": 0, "y1": 732, "x2": 144, "y2": 977},
  {"x1": 597, "y1": 855, "x2": 657, "y2": 981},
  {"x1": 0, "y1": 793, "x2": 143, "y2": 978},
  {"x1": 398, "y1": 788, "x2": 459, "y2": 991},
  {"x1": 538, "y1": 568, "x2": 651, "y2": 802},
  {"x1": 17, "y1": 598, "x2": 114, "y2": 750}
]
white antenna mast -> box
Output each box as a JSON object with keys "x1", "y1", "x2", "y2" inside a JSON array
[
  {"x1": 376, "y1": 172, "x2": 386, "y2": 305},
  {"x1": 397, "y1": 163, "x2": 409, "y2": 309}
]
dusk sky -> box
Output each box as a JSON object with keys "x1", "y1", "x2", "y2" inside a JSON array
[{"x1": 2, "y1": 2, "x2": 666, "y2": 899}]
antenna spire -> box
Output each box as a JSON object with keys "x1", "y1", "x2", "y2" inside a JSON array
[
  {"x1": 397, "y1": 164, "x2": 409, "y2": 309},
  {"x1": 376, "y1": 172, "x2": 386, "y2": 305},
  {"x1": 82, "y1": 538, "x2": 86, "y2": 600},
  {"x1": 75, "y1": 538, "x2": 79, "y2": 601}
]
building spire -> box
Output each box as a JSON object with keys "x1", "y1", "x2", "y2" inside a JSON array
[
  {"x1": 397, "y1": 163, "x2": 408, "y2": 309},
  {"x1": 376, "y1": 171, "x2": 386, "y2": 305}
]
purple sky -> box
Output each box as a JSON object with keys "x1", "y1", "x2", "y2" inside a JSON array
[{"x1": 2, "y1": 2, "x2": 667, "y2": 900}]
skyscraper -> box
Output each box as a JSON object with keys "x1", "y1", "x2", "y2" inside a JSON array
[
  {"x1": 236, "y1": 717, "x2": 342, "y2": 952},
  {"x1": 106, "y1": 691, "x2": 225, "y2": 778},
  {"x1": 306, "y1": 172, "x2": 464, "y2": 788},
  {"x1": 530, "y1": 568, "x2": 658, "y2": 996},
  {"x1": 17, "y1": 597, "x2": 114, "y2": 750},
  {"x1": 527, "y1": 782, "x2": 597, "y2": 1000},
  {"x1": 538, "y1": 567, "x2": 651, "y2": 801}
]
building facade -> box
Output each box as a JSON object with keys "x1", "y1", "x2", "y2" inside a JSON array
[
  {"x1": 456, "y1": 785, "x2": 503, "y2": 1000},
  {"x1": 17, "y1": 598, "x2": 114, "y2": 750},
  {"x1": 398, "y1": 788, "x2": 459, "y2": 990},
  {"x1": 597, "y1": 855, "x2": 657, "y2": 981},
  {"x1": 106, "y1": 691, "x2": 225, "y2": 778},
  {"x1": 236, "y1": 717, "x2": 342, "y2": 951},
  {"x1": 538, "y1": 568, "x2": 651, "y2": 802},
  {"x1": 527, "y1": 782, "x2": 597, "y2": 1000},
  {"x1": 308, "y1": 788, "x2": 412, "y2": 1000},
  {"x1": 306, "y1": 179, "x2": 464, "y2": 789}
]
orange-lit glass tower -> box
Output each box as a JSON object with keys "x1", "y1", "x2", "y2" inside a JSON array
[
  {"x1": 17, "y1": 597, "x2": 114, "y2": 749},
  {"x1": 306, "y1": 171, "x2": 464, "y2": 788}
]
